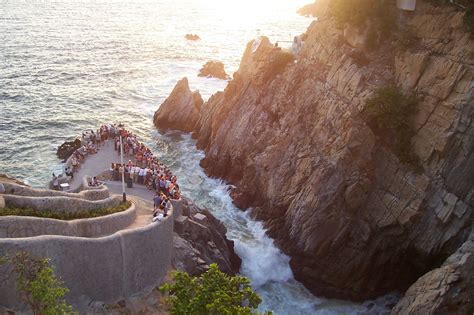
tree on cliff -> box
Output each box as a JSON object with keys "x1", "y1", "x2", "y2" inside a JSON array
[
  {"x1": 160, "y1": 263, "x2": 270, "y2": 314},
  {"x1": 1, "y1": 252, "x2": 76, "y2": 315}
]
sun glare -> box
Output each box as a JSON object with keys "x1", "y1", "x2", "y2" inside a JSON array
[{"x1": 198, "y1": 0, "x2": 310, "y2": 27}]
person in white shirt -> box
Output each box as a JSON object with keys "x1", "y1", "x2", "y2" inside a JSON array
[{"x1": 138, "y1": 167, "x2": 146, "y2": 184}]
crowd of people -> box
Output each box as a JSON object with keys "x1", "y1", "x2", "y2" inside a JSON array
[
  {"x1": 67, "y1": 128, "x2": 105, "y2": 174},
  {"x1": 108, "y1": 125, "x2": 181, "y2": 200},
  {"x1": 63, "y1": 124, "x2": 181, "y2": 220}
]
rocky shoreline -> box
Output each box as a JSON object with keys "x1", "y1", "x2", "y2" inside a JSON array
[{"x1": 154, "y1": 0, "x2": 473, "y2": 312}]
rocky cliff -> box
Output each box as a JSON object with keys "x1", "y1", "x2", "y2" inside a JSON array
[
  {"x1": 154, "y1": 0, "x2": 473, "y2": 307},
  {"x1": 173, "y1": 199, "x2": 241, "y2": 276}
]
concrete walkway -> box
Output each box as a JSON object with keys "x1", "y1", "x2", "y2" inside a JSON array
[
  {"x1": 69, "y1": 140, "x2": 127, "y2": 191},
  {"x1": 66, "y1": 139, "x2": 159, "y2": 235}
]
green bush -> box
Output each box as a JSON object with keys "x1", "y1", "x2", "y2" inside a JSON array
[
  {"x1": 268, "y1": 50, "x2": 294, "y2": 77},
  {"x1": 0, "y1": 201, "x2": 132, "y2": 220},
  {"x1": 464, "y1": 5, "x2": 474, "y2": 37},
  {"x1": 2, "y1": 252, "x2": 76, "y2": 315},
  {"x1": 160, "y1": 263, "x2": 270, "y2": 315},
  {"x1": 363, "y1": 86, "x2": 420, "y2": 166},
  {"x1": 398, "y1": 27, "x2": 418, "y2": 49},
  {"x1": 329, "y1": 0, "x2": 397, "y2": 50},
  {"x1": 349, "y1": 50, "x2": 370, "y2": 67}
]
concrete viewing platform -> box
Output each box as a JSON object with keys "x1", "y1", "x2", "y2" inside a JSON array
[{"x1": 0, "y1": 136, "x2": 180, "y2": 311}]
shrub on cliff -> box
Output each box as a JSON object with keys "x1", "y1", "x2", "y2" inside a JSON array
[
  {"x1": 267, "y1": 50, "x2": 294, "y2": 79},
  {"x1": 329, "y1": 0, "x2": 396, "y2": 49},
  {"x1": 363, "y1": 86, "x2": 420, "y2": 166},
  {"x1": 464, "y1": 5, "x2": 474, "y2": 37},
  {"x1": 160, "y1": 263, "x2": 270, "y2": 315},
  {"x1": 1, "y1": 252, "x2": 75, "y2": 314}
]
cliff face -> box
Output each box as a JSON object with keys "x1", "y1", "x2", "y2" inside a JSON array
[{"x1": 154, "y1": 0, "x2": 473, "y2": 303}]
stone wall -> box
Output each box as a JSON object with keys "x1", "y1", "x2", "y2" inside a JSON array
[
  {"x1": 2, "y1": 182, "x2": 110, "y2": 201},
  {"x1": 0, "y1": 203, "x2": 175, "y2": 312},
  {"x1": 3, "y1": 194, "x2": 121, "y2": 213},
  {"x1": 0, "y1": 203, "x2": 136, "y2": 238}
]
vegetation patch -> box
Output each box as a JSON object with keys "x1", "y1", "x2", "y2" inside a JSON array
[
  {"x1": 397, "y1": 27, "x2": 418, "y2": 49},
  {"x1": 425, "y1": 0, "x2": 474, "y2": 37},
  {"x1": 160, "y1": 263, "x2": 270, "y2": 315},
  {"x1": 329, "y1": 0, "x2": 396, "y2": 49},
  {"x1": 1, "y1": 252, "x2": 76, "y2": 314},
  {"x1": 464, "y1": 5, "x2": 474, "y2": 37},
  {"x1": 363, "y1": 86, "x2": 420, "y2": 167},
  {"x1": 266, "y1": 50, "x2": 294, "y2": 79},
  {"x1": 0, "y1": 201, "x2": 132, "y2": 220},
  {"x1": 349, "y1": 49, "x2": 370, "y2": 67}
]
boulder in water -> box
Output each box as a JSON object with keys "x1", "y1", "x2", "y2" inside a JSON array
[
  {"x1": 198, "y1": 61, "x2": 230, "y2": 80},
  {"x1": 185, "y1": 34, "x2": 200, "y2": 41},
  {"x1": 57, "y1": 139, "x2": 81, "y2": 160}
]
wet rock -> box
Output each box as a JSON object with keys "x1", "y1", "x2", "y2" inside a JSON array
[
  {"x1": 153, "y1": 77, "x2": 203, "y2": 132},
  {"x1": 56, "y1": 139, "x2": 81, "y2": 160},
  {"x1": 172, "y1": 199, "x2": 241, "y2": 275},
  {"x1": 198, "y1": 61, "x2": 230, "y2": 80},
  {"x1": 185, "y1": 34, "x2": 200, "y2": 41}
]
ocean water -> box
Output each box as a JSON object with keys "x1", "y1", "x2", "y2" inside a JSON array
[{"x1": 0, "y1": 1, "x2": 396, "y2": 313}]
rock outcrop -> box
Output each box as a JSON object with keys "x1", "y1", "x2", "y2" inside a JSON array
[
  {"x1": 155, "y1": 0, "x2": 473, "y2": 304},
  {"x1": 297, "y1": 1, "x2": 318, "y2": 17},
  {"x1": 391, "y1": 230, "x2": 474, "y2": 315},
  {"x1": 153, "y1": 77, "x2": 203, "y2": 132},
  {"x1": 198, "y1": 61, "x2": 230, "y2": 80},
  {"x1": 57, "y1": 138, "x2": 81, "y2": 160},
  {"x1": 173, "y1": 199, "x2": 241, "y2": 276}
]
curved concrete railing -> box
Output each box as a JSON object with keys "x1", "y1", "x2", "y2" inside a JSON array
[
  {"x1": 2, "y1": 182, "x2": 110, "y2": 201},
  {"x1": 0, "y1": 204, "x2": 174, "y2": 312},
  {"x1": 171, "y1": 198, "x2": 183, "y2": 220},
  {"x1": 3, "y1": 194, "x2": 122, "y2": 213},
  {"x1": 0, "y1": 203, "x2": 136, "y2": 238}
]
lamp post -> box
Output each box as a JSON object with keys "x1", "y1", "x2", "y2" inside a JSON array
[{"x1": 120, "y1": 134, "x2": 126, "y2": 202}]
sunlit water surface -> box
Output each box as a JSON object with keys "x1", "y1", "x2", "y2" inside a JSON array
[{"x1": 0, "y1": 1, "x2": 397, "y2": 313}]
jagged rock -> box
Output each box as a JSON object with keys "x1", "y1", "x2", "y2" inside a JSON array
[
  {"x1": 198, "y1": 61, "x2": 230, "y2": 80},
  {"x1": 297, "y1": 1, "x2": 318, "y2": 17},
  {"x1": 153, "y1": 77, "x2": 203, "y2": 132},
  {"x1": 185, "y1": 34, "x2": 200, "y2": 41},
  {"x1": 56, "y1": 138, "x2": 81, "y2": 160},
  {"x1": 172, "y1": 199, "x2": 241, "y2": 275},
  {"x1": 155, "y1": 0, "x2": 474, "y2": 303},
  {"x1": 391, "y1": 231, "x2": 474, "y2": 315}
]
